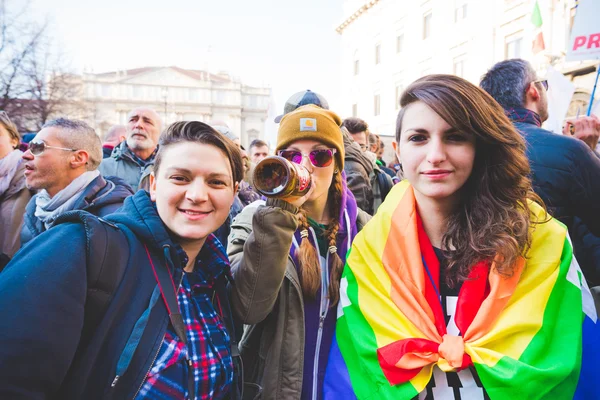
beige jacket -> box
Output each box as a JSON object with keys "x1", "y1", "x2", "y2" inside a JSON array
[
  {"x1": 0, "y1": 162, "x2": 32, "y2": 257},
  {"x1": 227, "y1": 198, "x2": 370, "y2": 400}
]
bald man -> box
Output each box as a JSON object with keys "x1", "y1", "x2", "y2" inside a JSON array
[
  {"x1": 102, "y1": 125, "x2": 126, "y2": 158},
  {"x1": 99, "y1": 108, "x2": 162, "y2": 191}
]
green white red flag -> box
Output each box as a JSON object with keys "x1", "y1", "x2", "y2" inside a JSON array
[{"x1": 531, "y1": 0, "x2": 545, "y2": 54}]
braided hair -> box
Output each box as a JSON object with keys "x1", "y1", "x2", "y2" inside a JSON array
[{"x1": 295, "y1": 168, "x2": 345, "y2": 306}]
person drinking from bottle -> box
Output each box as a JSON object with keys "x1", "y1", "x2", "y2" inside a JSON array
[{"x1": 228, "y1": 104, "x2": 370, "y2": 400}]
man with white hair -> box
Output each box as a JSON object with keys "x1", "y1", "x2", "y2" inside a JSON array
[
  {"x1": 20, "y1": 118, "x2": 133, "y2": 246},
  {"x1": 99, "y1": 108, "x2": 162, "y2": 191}
]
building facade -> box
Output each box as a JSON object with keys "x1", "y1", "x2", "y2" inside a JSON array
[
  {"x1": 82, "y1": 66, "x2": 271, "y2": 147},
  {"x1": 336, "y1": 0, "x2": 595, "y2": 159}
]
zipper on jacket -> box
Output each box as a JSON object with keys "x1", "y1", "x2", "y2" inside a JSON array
[
  {"x1": 310, "y1": 227, "x2": 330, "y2": 400},
  {"x1": 132, "y1": 272, "x2": 185, "y2": 399},
  {"x1": 131, "y1": 331, "x2": 165, "y2": 399}
]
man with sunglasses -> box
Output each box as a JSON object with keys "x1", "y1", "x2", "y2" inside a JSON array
[
  {"x1": 19, "y1": 118, "x2": 133, "y2": 247},
  {"x1": 481, "y1": 59, "x2": 600, "y2": 287},
  {"x1": 99, "y1": 107, "x2": 162, "y2": 191}
]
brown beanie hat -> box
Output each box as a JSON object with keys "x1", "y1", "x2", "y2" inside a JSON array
[{"x1": 276, "y1": 105, "x2": 345, "y2": 169}]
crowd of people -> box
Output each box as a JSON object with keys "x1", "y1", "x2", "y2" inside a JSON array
[{"x1": 0, "y1": 58, "x2": 599, "y2": 400}]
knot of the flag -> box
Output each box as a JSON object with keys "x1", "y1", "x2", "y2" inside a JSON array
[
  {"x1": 438, "y1": 334, "x2": 465, "y2": 369},
  {"x1": 377, "y1": 337, "x2": 473, "y2": 385}
]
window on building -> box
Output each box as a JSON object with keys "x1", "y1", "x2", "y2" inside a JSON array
[
  {"x1": 505, "y1": 36, "x2": 523, "y2": 59},
  {"x1": 352, "y1": 103, "x2": 358, "y2": 117},
  {"x1": 455, "y1": 3, "x2": 468, "y2": 22},
  {"x1": 423, "y1": 12, "x2": 432, "y2": 40},
  {"x1": 101, "y1": 84, "x2": 110, "y2": 98},
  {"x1": 396, "y1": 34, "x2": 404, "y2": 53},
  {"x1": 453, "y1": 57, "x2": 466, "y2": 77},
  {"x1": 374, "y1": 94, "x2": 381, "y2": 116},
  {"x1": 133, "y1": 85, "x2": 143, "y2": 98},
  {"x1": 354, "y1": 59, "x2": 360, "y2": 75},
  {"x1": 375, "y1": 43, "x2": 381, "y2": 64},
  {"x1": 395, "y1": 84, "x2": 404, "y2": 110}
]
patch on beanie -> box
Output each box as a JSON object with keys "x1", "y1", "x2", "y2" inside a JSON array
[{"x1": 299, "y1": 118, "x2": 317, "y2": 132}]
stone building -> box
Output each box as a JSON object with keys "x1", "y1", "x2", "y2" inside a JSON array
[{"x1": 83, "y1": 66, "x2": 271, "y2": 147}]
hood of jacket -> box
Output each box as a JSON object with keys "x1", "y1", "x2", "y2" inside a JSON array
[
  {"x1": 289, "y1": 174, "x2": 359, "y2": 266},
  {"x1": 109, "y1": 141, "x2": 132, "y2": 161},
  {"x1": 105, "y1": 190, "x2": 172, "y2": 253},
  {"x1": 78, "y1": 175, "x2": 133, "y2": 211}
]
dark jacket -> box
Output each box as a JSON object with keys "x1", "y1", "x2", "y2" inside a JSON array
[
  {"x1": 99, "y1": 141, "x2": 154, "y2": 191},
  {"x1": 342, "y1": 129, "x2": 374, "y2": 215},
  {"x1": 228, "y1": 183, "x2": 371, "y2": 400},
  {"x1": 102, "y1": 145, "x2": 114, "y2": 159},
  {"x1": 20, "y1": 175, "x2": 133, "y2": 247},
  {"x1": 507, "y1": 108, "x2": 600, "y2": 284},
  {"x1": 0, "y1": 191, "x2": 237, "y2": 399}
]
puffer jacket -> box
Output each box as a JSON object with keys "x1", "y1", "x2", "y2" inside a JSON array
[
  {"x1": 227, "y1": 183, "x2": 370, "y2": 400},
  {"x1": 0, "y1": 159, "x2": 32, "y2": 258},
  {"x1": 20, "y1": 175, "x2": 133, "y2": 247},
  {"x1": 507, "y1": 108, "x2": 600, "y2": 284},
  {"x1": 99, "y1": 141, "x2": 154, "y2": 191}
]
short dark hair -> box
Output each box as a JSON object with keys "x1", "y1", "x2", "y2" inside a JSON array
[
  {"x1": 155, "y1": 121, "x2": 244, "y2": 185},
  {"x1": 43, "y1": 118, "x2": 103, "y2": 170},
  {"x1": 341, "y1": 117, "x2": 368, "y2": 134},
  {"x1": 249, "y1": 138, "x2": 268, "y2": 150},
  {"x1": 479, "y1": 59, "x2": 537, "y2": 110}
]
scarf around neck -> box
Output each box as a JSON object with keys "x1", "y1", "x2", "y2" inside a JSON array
[
  {"x1": 324, "y1": 181, "x2": 598, "y2": 400},
  {"x1": 0, "y1": 150, "x2": 24, "y2": 197},
  {"x1": 34, "y1": 170, "x2": 100, "y2": 229}
]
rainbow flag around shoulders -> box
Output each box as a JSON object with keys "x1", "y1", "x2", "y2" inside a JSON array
[{"x1": 323, "y1": 181, "x2": 599, "y2": 399}]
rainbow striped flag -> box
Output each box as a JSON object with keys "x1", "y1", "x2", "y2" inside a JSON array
[{"x1": 323, "y1": 181, "x2": 599, "y2": 399}]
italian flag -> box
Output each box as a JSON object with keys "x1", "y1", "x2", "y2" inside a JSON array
[{"x1": 531, "y1": 0, "x2": 545, "y2": 54}]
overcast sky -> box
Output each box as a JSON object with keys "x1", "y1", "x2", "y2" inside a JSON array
[{"x1": 28, "y1": 0, "x2": 345, "y2": 116}]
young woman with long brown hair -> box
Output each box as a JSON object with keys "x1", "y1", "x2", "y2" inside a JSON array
[
  {"x1": 228, "y1": 105, "x2": 370, "y2": 400},
  {"x1": 325, "y1": 75, "x2": 594, "y2": 399}
]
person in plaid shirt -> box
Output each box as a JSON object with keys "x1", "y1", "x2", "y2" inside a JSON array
[{"x1": 0, "y1": 121, "x2": 247, "y2": 399}]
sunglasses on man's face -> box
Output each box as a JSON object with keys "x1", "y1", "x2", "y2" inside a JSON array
[
  {"x1": 277, "y1": 148, "x2": 337, "y2": 168},
  {"x1": 28, "y1": 139, "x2": 77, "y2": 156}
]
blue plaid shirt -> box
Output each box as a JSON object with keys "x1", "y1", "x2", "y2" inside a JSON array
[
  {"x1": 125, "y1": 144, "x2": 158, "y2": 167},
  {"x1": 135, "y1": 235, "x2": 234, "y2": 399}
]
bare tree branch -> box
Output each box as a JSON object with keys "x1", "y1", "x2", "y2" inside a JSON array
[{"x1": 0, "y1": 0, "x2": 88, "y2": 132}]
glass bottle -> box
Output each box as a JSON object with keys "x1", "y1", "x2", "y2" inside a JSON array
[{"x1": 253, "y1": 156, "x2": 311, "y2": 198}]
